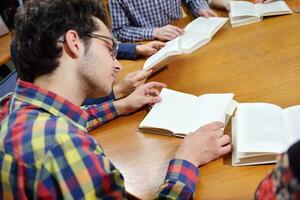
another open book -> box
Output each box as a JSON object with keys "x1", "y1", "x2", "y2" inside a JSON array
[
  {"x1": 229, "y1": 0, "x2": 292, "y2": 27},
  {"x1": 143, "y1": 17, "x2": 228, "y2": 72},
  {"x1": 232, "y1": 103, "x2": 300, "y2": 166},
  {"x1": 138, "y1": 88, "x2": 236, "y2": 137}
]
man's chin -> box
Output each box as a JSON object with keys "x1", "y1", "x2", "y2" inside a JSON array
[{"x1": 87, "y1": 86, "x2": 113, "y2": 99}]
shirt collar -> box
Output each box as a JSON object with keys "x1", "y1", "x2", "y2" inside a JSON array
[{"x1": 13, "y1": 79, "x2": 89, "y2": 132}]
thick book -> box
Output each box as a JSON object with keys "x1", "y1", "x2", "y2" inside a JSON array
[
  {"x1": 138, "y1": 88, "x2": 237, "y2": 137},
  {"x1": 142, "y1": 17, "x2": 228, "y2": 72},
  {"x1": 232, "y1": 103, "x2": 300, "y2": 166},
  {"x1": 229, "y1": 0, "x2": 292, "y2": 27}
]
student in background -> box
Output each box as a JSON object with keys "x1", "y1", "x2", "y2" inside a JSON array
[
  {"x1": 0, "y1": 0, "x2": 231, "y2": 199},
  {"x1": 109, "y1": 0, "x2": 218, "y2": 42},
  {"x1": 255, "y1": 140, "x2": 300, "y2": 199}
]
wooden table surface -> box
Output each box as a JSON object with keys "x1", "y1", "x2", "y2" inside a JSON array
[
  {"x1": 0, "y1": 32, "x2": 12, "y2": 66},
  {"x1": 91, "y1": 2, "x2": 300, "y2": 199}
]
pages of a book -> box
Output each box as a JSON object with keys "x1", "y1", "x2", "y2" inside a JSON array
[
  {"x1": 254, "y1": 1, "x2": 292, "y2": 17},
  {"x1": 230, "y1": 1, "x2": 292, "y2": 27},
  {"x1": 231, "y1": 103, "x2": 293, "y2": 166},
  {"x1": 230, "y1": 1, "x2": 262, "y2": 27},
  {"x1": 138, "y1": 88, "x2": 235, "y2": 137},
  {"x1": 180, "y1": 17, "x2": 228, "y2": 53},
  {"x1": 143, "y1": 17, "x2": 228, "y2": 71},
  {"x1": 143, "y1": 37, "x2": 181, "y2": 71},
  {"x1": 181, "y1": 93, "x2": 235, "y2": 135},
  {"x1": 236, "y1": 103, "x2": 288, "y2": 153},
  {"x1": 283, "y1": 105, "x2": 300, "y2": 146},
  {"x1": 232, "y1": 116, "x2": 279, "y2": 166},
  {"x1": 138, "y1": 88, "x2": 197, "y2": 135},
  {"x1": 230, "y1": 1, "x2": 258, "y2": 18}
]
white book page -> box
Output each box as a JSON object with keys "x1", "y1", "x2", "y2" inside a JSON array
[
  {"x1": 143, "y1": 38, "x2": 181, "y2": 71},
  {"x1": 183, "y1": 93, "x2": 234, "y2": 133},
  {"x1": 254, "y1": 1, "x2": 291, "y2": 16},
  {"x1": 184, "y1": 17, "x2": 228, "y2": 38},
  {"x1": 283, "y1": 105, "x2": 300, "y2": 146},
  {"x1": 230, "y1": 1, "x2": 258, "y2": 17},
  {"x1": 237, "y1": 103, "x2": 288, "y2": 153},
  {"x1": 139, "y1": 88, "x2": 197, "y2": 134},
  {"x1": 179, "y1": 17, "x2": 227, "y2": 53},
  {"x1": 178, "y1": 33, "x2": 209, "y2": 54}
]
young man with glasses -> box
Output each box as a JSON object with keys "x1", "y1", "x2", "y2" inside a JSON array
[{"x1": 0, "y1": 0, "x2": 231, "y2": 199}]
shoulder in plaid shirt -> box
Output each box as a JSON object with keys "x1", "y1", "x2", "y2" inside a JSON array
[
  {"x1": 255, "y1": 140, "x2": 300, "y2": 199},
  {"x1": 0, "y1": 80, "x2": 199, "y2": 199},
  {"x1": 109, "y1": 0, "x2": 209, "y2": 42}
]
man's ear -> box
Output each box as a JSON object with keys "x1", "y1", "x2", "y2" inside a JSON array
[{"x1": 63, "y1": 30, "x2": 83, "y2": 58}]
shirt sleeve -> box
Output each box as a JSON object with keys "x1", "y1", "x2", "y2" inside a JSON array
[
  {"x1": 182, "y1": 0, "x2": 209, "y2": 17},
  {"x1": 109, "y1": 0, "x2": 155, "y2": 42},
  {"x1": 117, "y1": 43, "x2": 138, "y2": 60},
  {"x1": 36, "y1": 134, "x2": 127, "y2": 199},
  {"x1": 81, "y1": 100, "x2": 119, "y2": 132},
  {"x1": 155, "y1": 159, "x2": 199, "y2": 199},
  {"x1": 255, "y1": 144, "x2": 300, "y2": 200}
]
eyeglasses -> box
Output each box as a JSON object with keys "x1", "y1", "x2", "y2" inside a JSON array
[{"x1": 87, "y1": 33, "x2": 118, "y2": 60}]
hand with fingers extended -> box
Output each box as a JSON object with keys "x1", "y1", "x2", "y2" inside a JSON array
[
  {"x1": 153, "y1": 25, "x2": 184, "y2": 41},
  {"x1": 175, "y1": 122, "x2": 231, "y2": 167},
  {"x1": 113, "y1": 82, "x2": 167, "y2": 115},
  {"x1": 136, "y1": 41, "x2": 165, "y2": 57},
  {"x1": 199, "y1": 8, "x2": 218, "y2": 17},
  {"x1": 113, "y1": 70, "x2": 153, "y2": 99}
]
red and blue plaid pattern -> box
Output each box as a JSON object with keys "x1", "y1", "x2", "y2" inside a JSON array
[
  {"x1": 0, "y1": 80, "x2": 199, "y2": 199},
  {"x1": 255, "y1": 153, "x2": 300, "y2": 199}
]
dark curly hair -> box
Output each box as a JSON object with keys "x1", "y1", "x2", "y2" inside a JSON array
[{"x1": 14, "y1": 0, "x2": 107, "y2": 82}]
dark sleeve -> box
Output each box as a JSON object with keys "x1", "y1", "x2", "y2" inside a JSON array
[
  {"x1": 82, "y1": 90, "x2": 115, "y2": 106},
  {"x1": 288, "y1": 140, "x2": 300, "y2": 181},
  {"x1": 117, "y1": 43, "x2": 138, "y2": 60}
]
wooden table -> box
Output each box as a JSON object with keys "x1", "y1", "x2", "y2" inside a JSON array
[
  {"x1": 91, "y1": 2, "x2": 300, "y2": 199},
  {"x1": 0, "y1": 32, "x2": 12, "y2": 66}
]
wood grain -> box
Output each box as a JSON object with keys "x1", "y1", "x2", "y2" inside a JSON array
[{"x1": 0, "y1": 33, "x2": 12, "y2": 66}]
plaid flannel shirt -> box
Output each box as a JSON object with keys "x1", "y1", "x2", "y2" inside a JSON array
[
  {"x1": 255, "y1": 141, "x2": 300, "y2": 199},
  {"x1": 0, "y1": 80, "x2": 199, "y2": 199},
  {"x1": 109, "y1": 0, "x2": 209, "y2": 42}
]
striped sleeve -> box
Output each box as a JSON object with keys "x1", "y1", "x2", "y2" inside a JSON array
[
  {"x1": 109, "y1": 0, "x2": 154, "y2": 42},
  {"x1": 155, "y1": 159, "x2": 199, "y2": 199},
  {"x1": 81, "y1": 100, "x2": 119, "y2": 132},
  {"x1": 36, "y1": 133, "x2": 126, "y2": 199},
  {"x1": 182, "y1": 0, "x2": 209, "y2": 17}
]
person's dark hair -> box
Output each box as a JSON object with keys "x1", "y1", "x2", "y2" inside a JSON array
[{"x1": 14, "y1": 0, "x2": 108, "y2": 82}]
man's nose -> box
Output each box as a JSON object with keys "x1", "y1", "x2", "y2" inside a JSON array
[{"x1": 114, "y1": 59, "x2": 123, "y2": 72}]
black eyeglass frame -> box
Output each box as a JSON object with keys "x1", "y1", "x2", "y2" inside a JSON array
[
  {"x1": 86, "y1": 33, "x2": 118, "y2": 60},
  {"x1": 58, "y1": 33, "x2": 119, "y2": 60}
]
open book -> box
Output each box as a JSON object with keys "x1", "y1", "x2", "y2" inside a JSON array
[
  {"x1": 138, "y1": 88, "x2": 237, "y2": 137},
  {"x1": 232, "y1": 103, "x2": 300, "y2": 166},
  {"x1": 143, "y1": 17, "x2": 228, "y2": 72},
  {"x1": 229, "y1": 0, "x2": 292, "y2": 27}
]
